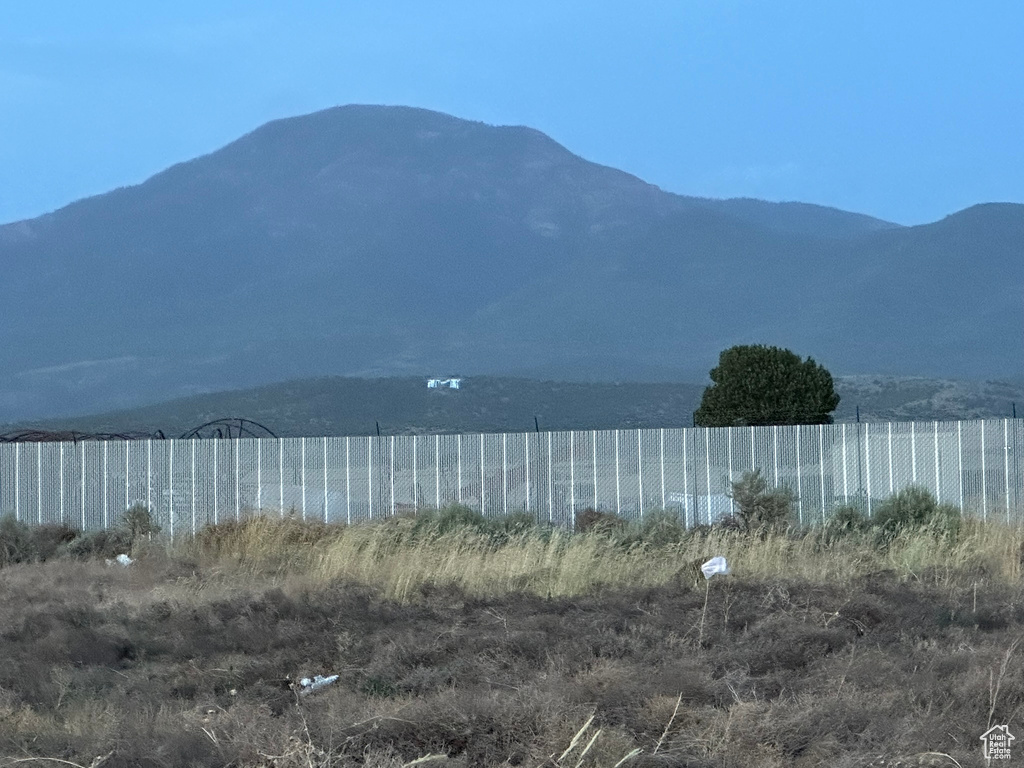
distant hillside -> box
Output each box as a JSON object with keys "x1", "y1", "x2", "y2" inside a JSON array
[
  {"x1": 8, "y1": 375, "x2": 1021, "y2": 438},
  {"x1": 1, "y1": 104, "x2": 1020, "y2": 422}
]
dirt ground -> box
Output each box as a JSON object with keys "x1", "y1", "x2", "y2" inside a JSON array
[{"x1": 1, "y1": 549, "x2": 1021, "y2": 767}]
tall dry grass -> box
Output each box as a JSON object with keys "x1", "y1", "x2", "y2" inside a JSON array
[{"x1": 173, "y1": 510, "x2": 1024, "y2": 602}]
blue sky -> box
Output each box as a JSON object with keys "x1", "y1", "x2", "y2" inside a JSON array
[{"x1": 1, "y1": 1, "x2": 1021, "y2": 226}]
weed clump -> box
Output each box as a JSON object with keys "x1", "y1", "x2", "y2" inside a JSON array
[
  {"x1": 0, "y1": 516, "x2": 81, "y2": 566},
  {"x1": 873, "y1": 485, "x2": 961, "y2": 545},
  {"x1": 575, "y1": 507, "x2": 626, "y2": 534},
  {"x1": 729, "y1": 469, "x2": 796, "y2": 534}
]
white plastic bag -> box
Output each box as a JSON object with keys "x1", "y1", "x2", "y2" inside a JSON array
[
  {"x1": 299, "y1": 674, "x2": 339, "y2": 696},
  {"x1": 700, "y1": 556, "x2": 729, "y2": 579}
]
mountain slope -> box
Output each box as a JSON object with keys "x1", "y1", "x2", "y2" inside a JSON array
[
  {"x1": 0, "y1": 105, "x2": 1020, "y2": 422},
  {"x1": 7, "y1": 375, "x2": 1020, "y2": 438}
]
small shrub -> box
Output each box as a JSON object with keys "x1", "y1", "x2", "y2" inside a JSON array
[
  {"x1": 65, "y1": 528, "x2": 134, "y2": 559},
  {"x1": 123, "y1": 503, "x2": 161, "y2": 537},
  {"x1": 729, "y1": 469, "x2": 795, "y2": 534},
  {"x1": 823, "y1": 504, "x2": 870, "y2": 543},
  {"x1": 32, "y1": 523, "x2": 79, "y2": 560},
  {"x1": 872, "y1": 485, "x2": 961, "y2": 545},
  {"x1": 575, "y1": 508, "x2": 626, "y2": 534},
  {"x1": 0, "y1": 514, "x2": 37, "y2": 566}
]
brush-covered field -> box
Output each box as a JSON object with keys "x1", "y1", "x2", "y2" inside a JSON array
[{"x1": 2, "y1": 486, "x2": 1024, "y2": 767}]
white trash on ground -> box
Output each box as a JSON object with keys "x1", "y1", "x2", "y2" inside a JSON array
[
  {"x1": 298, "y1": 674, "x2": 339, "y2": 696},
  {"x1": 105, "y1": 553, "x2": 133, "y2": 567},
  {"x1": 700, "y1": 556, "x2": 729, "y2": 580}
]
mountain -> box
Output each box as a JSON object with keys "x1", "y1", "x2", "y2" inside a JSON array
[
  {"x1": 6, "y1": 375, "x2": 1020, "y2": 439},
  {"x1": 1, "y1": 105, "x2": 1021, "y2": 422}
]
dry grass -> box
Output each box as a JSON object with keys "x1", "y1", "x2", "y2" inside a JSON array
[
  {"x1": 172, "y1": 511, "x2": 1024, "y2": 602},
  {"x1": 3, "y1": 508, "x2": 1024, "y2": 766}
]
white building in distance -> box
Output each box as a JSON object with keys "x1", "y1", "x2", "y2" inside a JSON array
[{"x1": 427, "y1": 378, "x2": 462, "y2": 389}]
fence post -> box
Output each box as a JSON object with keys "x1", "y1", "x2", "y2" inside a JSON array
[
  {"x1": 148, "y1": 439, "x2": 153, "y2": 518},
  {"x1": 887, "y1": 423, "x2": 894, "y2": 495},
  {"x1": 191, "y1": 440, "x2": 197, "y2": 535},
  {"x1": 323, "y1": 437, "x2": 328, "y2": 523},
  {"x1": 957, "y1": 422, "x2": 964, "y2": 512},
  {"x1": 841, "y1": 423, "x2": 849, "y2": 505},
  {"x1": 865, "y1": 423, "x2": 872, "y2": 517},
  {"x1": 818, "y1": 427, "x2": 825, "y2": 524},
  {"x1": 59, "y1": 442, "x2": 65, "y2": 528},
  {"x1": 346, "y1": 437, "x2": 351, "y2": 524},
  {"x1": 214, "y1": 439, "x2": 219, "y2": 525},
  {"x1": 727, "y1": 428, "x2": 734, "y2": 516},
  {"x1": 525, "y1": 433, "x2": 530, "y2": 513},
  {"x1": 592, "y1": 430, "x2": 598, "y2": 511},
  {"x1": 13, "y1": 443, "x2": 19, "y2": 522},
  {"x1": 982, "y1": 421, "x2": 988, "y2": 521},
  {"x1": 234, "y1": 440, "x2": 240, "y2": 521},
  {"x1": 910, "y1": 422, "x2": 917, "y2": 483},
  {"x1": 614, "y1": 430, "x2": 621, "y2": 517},
  {"x1": 795, "y1": 425, "x2": 803, "y2": 525},
  {"x1": 660, "y1": 428, "x2": 666, "y2": 510},
  {"x1": 80, "y1": 442, "x2": 85, "y2": 531},
  {"x1": 36, "y1": 442, "x2": 42, "y2": 525},
  {"x1": 772, "y1": 425, "x2": 779, "y2": 487},
  {"x1": 256, "y1": 439, "x2": 262, "y2": 513},
  {"x1": 638, "y1": 430, "x2": 644, "y2": 520},
  {"x1": 480, "y1": 434, "x2": 485, "y2": 516},
  {"x1": 547, "y1": 432, "x2": 553, "y2": 524},
  {"x1": 301, "y1": 437, "x2": 306, "y2": 521},
  {"x1": 682, "y1": 427, "x2": 690, "y2": 527},
  {"x1": 704, "y1": 428, "x2": 712, "y2": 526},
  {"x1": 570, "y1": 431, "x2": 575, "y2": 528},
  {"x1": 1005, "y1": 419, "x2": 1011, "y2": 523},
  {"x1": 102, "y1": 441, "x2": 108, "y2": 529},
  {"x1": 169, "y1": 440, "x2": 174, "y2": 540}
]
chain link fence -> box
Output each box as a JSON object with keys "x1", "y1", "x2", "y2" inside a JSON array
[{"x1": 0, "y1": 419, "x2": 1021, "y2": 535}]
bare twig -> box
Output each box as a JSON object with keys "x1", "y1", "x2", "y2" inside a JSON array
[
  {"x1": 988, "y1": 636, "x2": 1023, "y2": 730},
  {"x1": 698, "y1": 579, "x2": 711, "y2": 646},
  {"x1": 654, "y1": 693, "x2": 683, "y2": 754}
]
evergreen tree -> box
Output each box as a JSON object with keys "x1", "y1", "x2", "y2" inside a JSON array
[{"x1": 694, "y1": 345, "x2": 839, "y2": 427}]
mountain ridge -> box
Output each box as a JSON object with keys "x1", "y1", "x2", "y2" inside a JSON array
[{"x1": 1, "y1": 104, "x2": 1020, "y2": 423}]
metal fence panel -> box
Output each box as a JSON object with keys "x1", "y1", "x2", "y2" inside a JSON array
[{"x1": 1, "y1": 419, "x2": 1022, "y2": 535}]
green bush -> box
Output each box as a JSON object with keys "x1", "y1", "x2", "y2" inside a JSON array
[
  {"x1": 123, "y1": 503, "x2": 161, "y2": 537},
  {"x1": 872, "y1": 485, "x2": 961, "y2": 545},
  {"x1": 729, "y1": 469, "x2": 796, "y2": 534}
]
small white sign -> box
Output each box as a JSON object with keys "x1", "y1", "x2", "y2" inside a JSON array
[{"x1": 981, "y1": 724, "x2": 1014, "y2": 760}]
